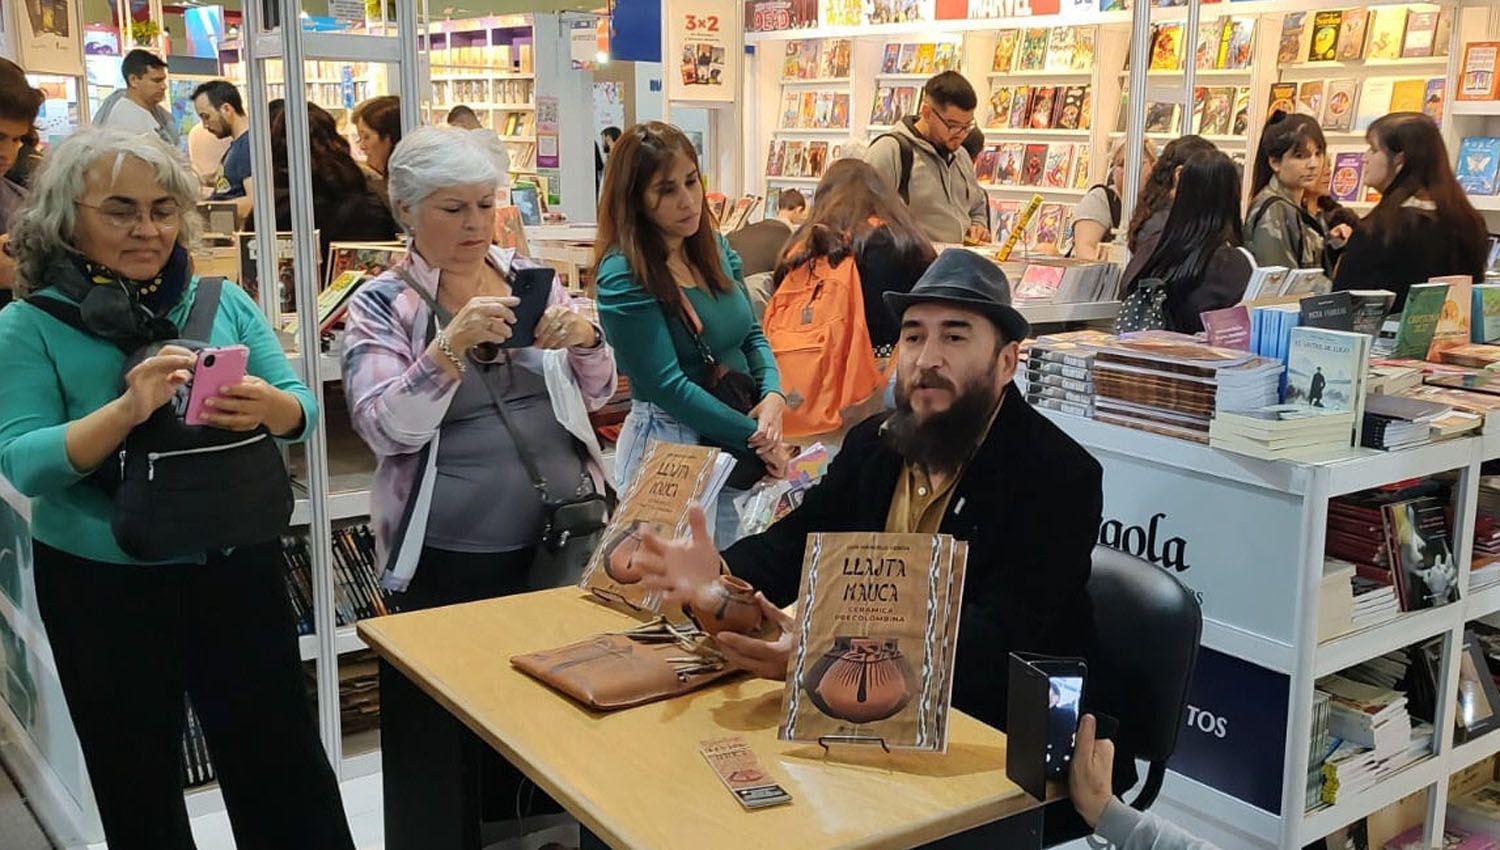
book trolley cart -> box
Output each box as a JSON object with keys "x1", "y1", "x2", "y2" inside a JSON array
[{"x1": 1042, "y1": 409, "x2": 1500, "y2": 848}]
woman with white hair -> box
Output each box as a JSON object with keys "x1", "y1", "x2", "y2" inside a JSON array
[
  {"x1": 342, "y1": 125, "x2": 616, "y2": 611},
  {"x1": 0, "y1": 127, "x2": 353, "y2": 847}
]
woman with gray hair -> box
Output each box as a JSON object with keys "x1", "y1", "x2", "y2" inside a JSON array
[
  {"x1": 342, "y1": 125, "x2": 616, "y2": 611},
  {"x1": 0, "y1": 127, "x2": 353, "y2": 847}
]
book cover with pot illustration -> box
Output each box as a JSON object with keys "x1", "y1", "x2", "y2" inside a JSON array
[
  {"x1": 779, "y1": 532, "x2": 969, "y2": 752},
  {"x1": 578, "y1": 442, "x2": 734, "y2": 618}
]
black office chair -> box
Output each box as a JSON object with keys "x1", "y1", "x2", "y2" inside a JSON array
[
  {"x1": 1086, "y1": 545, "x2": 1202, "y2": 809},
  {"x1": 1044, "y1": 545, "x2": 1202, "y2": 846}
]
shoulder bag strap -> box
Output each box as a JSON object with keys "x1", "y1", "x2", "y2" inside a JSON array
[
  {"x1": 391, "y1": 265, "x2": 558, "y2": 503},
  {"x1": 181, "y1": 277, "x2": 225, "y2": 342}
]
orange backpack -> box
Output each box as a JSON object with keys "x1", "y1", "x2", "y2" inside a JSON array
[{"x1": 762, "y1": 254, "x2": 884, "y2": 437}]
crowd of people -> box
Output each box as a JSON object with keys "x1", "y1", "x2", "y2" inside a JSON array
[{"x1": 0, "y1": 48, "x2": 1491, "y2": 850}]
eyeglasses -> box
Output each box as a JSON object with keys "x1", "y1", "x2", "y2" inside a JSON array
[
  {"x1": 75, "y1": 200, "x2": 181, "y2": 231},
  {"x1": 927, "y1": 106, "x2": 977, "y2": 136}
]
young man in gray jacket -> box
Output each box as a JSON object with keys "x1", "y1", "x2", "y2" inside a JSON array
[{"x1": 865, "y1": 71, "x2": 990, "y2": 246}]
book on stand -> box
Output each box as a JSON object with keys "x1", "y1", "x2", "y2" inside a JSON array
[{"x1": 779, "y1": 532, "x2": 968, "y2": 752}]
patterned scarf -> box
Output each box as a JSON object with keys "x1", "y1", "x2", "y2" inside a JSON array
[{"x1": 71, "y1": 242, "x2": 191, "y2": 318}]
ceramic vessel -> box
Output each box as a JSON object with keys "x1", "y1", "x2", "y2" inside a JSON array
[
  {"x1": 685, "y1": 575, "x2": 763, "y2": 636},
  {"x1": 803, "y1": 636, "x2": 915, "y2": 724},
  {"x1": 602, "y1": 522, "x2": 647, "y2": 585}
]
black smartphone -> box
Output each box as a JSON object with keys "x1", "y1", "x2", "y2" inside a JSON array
[
  {"x1": 1044, "y1": 661, "x2": 1087, "y2": 779},
  {"x1": 502, "y1": 266, "x2": 557, "y2": 349}
]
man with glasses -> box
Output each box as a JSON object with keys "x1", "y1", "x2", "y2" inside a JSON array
[{"x1": 866, "y1": 71, "x2": 991, "y2": 246}]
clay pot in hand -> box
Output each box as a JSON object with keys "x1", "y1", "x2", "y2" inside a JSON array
[
  {"x1": 802, "y1": 636, "x2": 915, "y2": 724},
  {"x1": 602, "y1": 521, "x2": 648, "y2": 585},
  {"x1": 685, "y1": 575, "x2": 763, "y2": 636}
]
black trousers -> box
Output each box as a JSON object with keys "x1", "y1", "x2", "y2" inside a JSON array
[
  {"x1": 394, "y1": 546, "x2": 563, "y2": 823},
  {"x1": 32, "y1": 540, "x2": 355, "y2": 850}
]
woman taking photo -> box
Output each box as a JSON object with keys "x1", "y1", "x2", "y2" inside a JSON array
[
  {"x1": 1120, "y1": 134, "x2": 1218, "y2": 288},
  {"x1": 342, "y1": 126, "x2": 616, "y2": 610},
  {"x1": 772, "y1": 157, "x2": 936, "y2": 355},
  {"x1": 1121, "y1": 149, "x2": 1251, "y2": 333},
  {"x1": 1245, "y1": 112, "x2": 1342, "y2": 272},
  {"x1": 596, "y1": 122, "x2": 785, "y2": 547},
  {"x1": 0, "y1": 128, "x2": 351, "y2": 848},
  {"x1": 1333, "y1": 112, "x2": 1487, "y2": 308}
]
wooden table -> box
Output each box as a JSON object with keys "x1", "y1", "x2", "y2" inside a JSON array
[{"x1": 358, "y1": 588, "x2": 1054, "y2": 850}]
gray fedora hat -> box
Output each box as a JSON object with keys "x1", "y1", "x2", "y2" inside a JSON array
[{"x1": 883, "y1": 248, "x2": 1030, "y2": 342}]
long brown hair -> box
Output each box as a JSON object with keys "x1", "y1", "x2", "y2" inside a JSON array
[
  {"x1": 1363, "y1": 113, "x2": 1486, "y2": 257},
  {"x1": 594, "y1": 121, "x2": 733, "y2": 303},
  {"x1": 1127, "y1": 135, "x2": 1217, "y2": 252},
  {"x1": 772, "y1": 157, "x2": 935, "y2": 286}
]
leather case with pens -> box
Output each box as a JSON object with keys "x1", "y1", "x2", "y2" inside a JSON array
[{"x1": 512, "y1": 576, "x2": 781, "y2": 712}]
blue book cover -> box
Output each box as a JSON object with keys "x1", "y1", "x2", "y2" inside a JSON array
[
  {"x1": 1474, "y1": 284, "x2": 1500, "y2": 342},
  {"x1": 1250, "y1": 307, "x2": 1265, "y2": 356},
  {"x1": 1456, "y1": 137, "x2": 1500, "y2": 196}
]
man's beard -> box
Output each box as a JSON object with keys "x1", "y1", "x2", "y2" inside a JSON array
[{"x1": 883, "y1": 365, "x2": 1003, "y2": 474}]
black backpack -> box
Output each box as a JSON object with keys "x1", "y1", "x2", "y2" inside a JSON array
[
  {"x1": 29, "y1": 279, "x2": 294, "y2": 561},
  {"x1": 872, "y1": 132, "x2": 917, "y2": 203}
]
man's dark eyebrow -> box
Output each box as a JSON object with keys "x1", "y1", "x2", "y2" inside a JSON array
[{"x1": 940, "y1": 319, "x2": 974, "y2": 330}]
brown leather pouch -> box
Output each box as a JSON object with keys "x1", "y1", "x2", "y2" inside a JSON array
[{"x1": 512, "y1": 631, "x2": 736, "y2": 711}]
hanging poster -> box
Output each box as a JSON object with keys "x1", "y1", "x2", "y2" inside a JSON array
[
  {"x1": 11, "y1": 0, "x2": 83, "y2": 77},
  {"x1": 668, "y1": 0, "x2": 740, "y2": 102},
  {"x1": 744, "y1": 0, "x2": 817, "y2": 33},
  {"x1": 594, "y1": 82, "x2": 626, "y2": 137},
  {"x1": 537, "y1": 95, "x2": 560, "y2": 170}
]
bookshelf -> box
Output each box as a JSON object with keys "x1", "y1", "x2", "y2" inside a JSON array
[
  {"x1": 1034, "y1": 410, "x2": 1500, "y2": 850},
  {"x1": 419, "y1": 16, "x2": 539, "y2": 180},
  {"x1": 1449, "y1": 8, "x2": 1500, "y2": 229},
  {"x1": 765, "y1": 37, "x2": 857, "y2": 190}
]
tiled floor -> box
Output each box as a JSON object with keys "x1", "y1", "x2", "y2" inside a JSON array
[{"x1": 2, "y1": 766, "x2": 581, "y2": 850}]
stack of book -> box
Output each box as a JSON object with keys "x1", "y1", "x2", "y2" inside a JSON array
[
  {"x1": 1210, "y1": 326, "x2": 1369, "y2": 459},
  {"x1": 1317, "y1": 673, "x2": 1431, "y2": 806},
  {"x1": 1242, "y1": 267, "x2": 1331, "y2": 302},
  {"x1": 1022, "y1": 331, "x2": 1111, "y2": 418},
  {"x1": 1318, "y1": 559, "x2": 1356, "y2": 642},
  {"x1": 1326, "y1": 485, "x2": 1460, "y2": 615},
  {"x1": 1209, "y1": 406, "x2": 1356, "y2": 460},
  {"x1": 1361, "y1": 393, "x2": 1450, "y2": 450},
  {"x1": 1351, "y1": 575, "x2": 1401, "y2": 630},
  {"x1": 1307, "y1": 689, "x2": 1332, "y2": 811},
  {"x1": 1088, "y1": 332, "x2": 1282, "y2": 444}
]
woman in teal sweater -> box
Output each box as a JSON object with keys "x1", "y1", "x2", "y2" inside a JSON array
[
  {"x1": 0, "y1": 128, "x2": 353, "y2": 848},
  {"x1": 596, "y1": 122, "x2": 786, "y2": 547}
]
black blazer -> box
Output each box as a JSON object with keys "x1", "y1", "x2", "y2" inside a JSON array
[{"x1": 725, "y1": 384, "x2": 1103, "y2": 730}]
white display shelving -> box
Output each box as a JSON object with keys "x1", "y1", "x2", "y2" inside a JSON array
[
  {"x1": 1042, "y1": 405, "x2": 1500, "y2": 849},
  {"x1": 420, "y1": 15, "x2": 539, "y2": 178}
]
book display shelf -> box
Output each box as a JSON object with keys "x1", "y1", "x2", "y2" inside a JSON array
[
  {"x1": 747, "y1": 1, "x2": 1472, "y2": 249},
  {"x1": 1038, "y1": 408, "x2": 1500, "y2": 849},
  {"x1": 419, "y1": 15, "x2": 540, "y2": 180},
  {"x1": 765, "y1": 37, "x2": 856, "y2": 194}
]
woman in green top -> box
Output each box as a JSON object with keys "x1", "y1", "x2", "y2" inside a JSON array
[
  {"x1": 596, "y1": 122, "x2": 786, "y2": 547},
  {"x1": 0, "y1": 128, "x2": 353, "y2": 848}
]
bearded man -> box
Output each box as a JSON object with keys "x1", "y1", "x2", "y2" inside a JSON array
[{"x1": 634, "y1": 248, "x2": 1103, "y2": 730}]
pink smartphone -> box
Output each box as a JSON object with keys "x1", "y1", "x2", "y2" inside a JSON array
[{"x1": 184, "y1": 345, "x2": 249, "y2": 427}]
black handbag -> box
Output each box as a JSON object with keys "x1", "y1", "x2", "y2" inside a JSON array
[
  {"x1": 29, "y1": 278, "x2": 293, "y2": 561},
  {"x1": 668, "y1": 296, "x2": 767, "y2": 491},
  {"x1": 394, "y1": 268, "x2": 609, "y2": 588}
]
